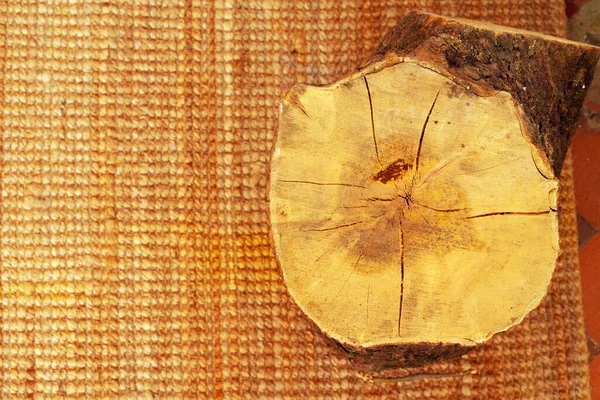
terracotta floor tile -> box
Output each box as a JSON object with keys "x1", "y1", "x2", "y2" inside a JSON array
[
  {"x1": 592, "y1": 357, "x2": 600, "y2": 400},
  {"x1": 567, "y1": 0, "x2": 593, "y2": 17},
  {"x1": 568, "y1": 1, "x2": 599, "y2": 396},
  {"x1": 579, "y1": 214, "x2": 599, "y2": 246},
  {"x1": 580, "y1": 232, "x2": 600, "y2": 342},
  {"x1": 573, "y1": 131, "x2": 600, "y2": 230}
]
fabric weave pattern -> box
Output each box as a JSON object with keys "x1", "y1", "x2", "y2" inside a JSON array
[{"x1": 0, "y1": 0, "x2": 590, "y2": 398}]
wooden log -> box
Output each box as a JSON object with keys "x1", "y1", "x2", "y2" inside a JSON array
[{"x1": 269, "y1": 12, "x2": 600, "y2": 368}]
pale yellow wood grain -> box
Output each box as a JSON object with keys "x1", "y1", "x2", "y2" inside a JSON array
[{"x1": 270, "y1": 61, "x2": 558, "y2": 348}]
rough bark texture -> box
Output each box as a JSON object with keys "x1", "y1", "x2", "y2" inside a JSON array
[
  {"x1": 338, "y1": 340, "x2": 472, "y2": 371},
  {"x1": 363, "y1": 12, "x2": 600, "y2": 177}
]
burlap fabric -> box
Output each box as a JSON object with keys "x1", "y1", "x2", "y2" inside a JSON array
[{"x1": 0, "y1": 0, "x2": 591, "y2": 398}]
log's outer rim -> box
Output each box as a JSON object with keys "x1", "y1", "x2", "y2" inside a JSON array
[{"x1": 363, "y1": 11, "x2": 600, "y2": 177}]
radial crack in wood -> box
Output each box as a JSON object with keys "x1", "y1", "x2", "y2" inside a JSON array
[{"x1": 269, "y1": 12, "x2": 599, "y2": 368}]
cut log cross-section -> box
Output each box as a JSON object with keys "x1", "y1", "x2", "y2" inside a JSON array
[{"x1": 269, "y1": 12, "x2": 600, "y2": 367}]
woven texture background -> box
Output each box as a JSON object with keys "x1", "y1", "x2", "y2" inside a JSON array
[{"x1": 0, "y1": 0, "x2": 592, "y2": 398}]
